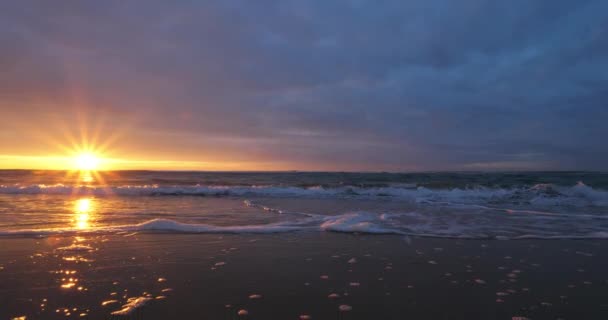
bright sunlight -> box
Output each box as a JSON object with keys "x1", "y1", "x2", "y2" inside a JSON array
[{"x1": 74, "y1": 153, "x2": 101, "y2": 171}]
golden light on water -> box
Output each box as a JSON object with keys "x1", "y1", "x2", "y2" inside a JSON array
[
  {"x1": 74, "y1": 198, "x2": 94, "y2": 230},
  {"x1": 76, "y1": 198, "x2": 91, "y2": 212},
  {"x1": 81, "y1": 171, "x2": 94, "y2": 183}
]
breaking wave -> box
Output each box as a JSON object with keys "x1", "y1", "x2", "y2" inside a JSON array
[
  {"x1": 0, "y1": 182, "x2": 607, "y2": 207},
  {"x1": 2, "y1": 180, "x2": 607, "y2": 240}
]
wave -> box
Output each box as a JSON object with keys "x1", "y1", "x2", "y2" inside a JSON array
[
  {"x1": 0, "y1": 218, "x2": 312, "y2": 237},
  {"x1": 1, "y1": 182, "x2": 607, "y2": 207},
  {"x1": 320, "y1": 213, "x2": 403, "y2": 234},
  {"x1": 2, "y1": 210, "x2": 608, "y2": 240}
]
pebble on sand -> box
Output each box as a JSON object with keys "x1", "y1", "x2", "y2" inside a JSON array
[
  {"x1": 237, "y1": 309, "x2": 249, "y2": 316},
  {"x1": 339, "y1": 305, "x2": 352, "y2": 312}
]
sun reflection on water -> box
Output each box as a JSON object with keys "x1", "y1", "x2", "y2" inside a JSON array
[
  {"x1": 80, "y1": 171, "x2": 94, "y2": 183},
  {"x1": 74, "y1": 198, "x2": 94, "y2": 230}
]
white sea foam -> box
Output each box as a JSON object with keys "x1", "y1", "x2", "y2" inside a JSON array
[
  {"x1": 320, "y1": 212, "x2": 403, "y2": 234},
  {"x1": 0, "y1": 221, "x2": 298, "y2": 237},
  {"x1": 1, "y1": 209, "x2": 607, "y2": 240},
  {"x1": 123, "y1": 219, "x2": 306, "y2": 234},
  {"x1": 1, "y1": 182, "x2": 607, "y2": 209}
]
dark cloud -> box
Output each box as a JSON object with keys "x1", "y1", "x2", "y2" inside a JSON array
[{"x1": 1, "y1": 0, "x2": 607, "y2": 170}]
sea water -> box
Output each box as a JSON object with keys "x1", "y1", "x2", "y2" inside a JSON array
[{"x1": 1, "y1": 170, "x2": 607, "y2": 239}]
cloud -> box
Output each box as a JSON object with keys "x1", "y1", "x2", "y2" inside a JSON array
[{"x1": 0, "y1": 0, "x2": 607, "y2": 170}]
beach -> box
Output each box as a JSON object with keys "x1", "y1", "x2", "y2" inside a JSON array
[
  {"x1": 2, "y1": 233, "x2": 607, "y2": 319},
  {"x1": 2, "y1": 0, "x2": 606, "y2": 318},
  {"x1": 1, "y1": 171, "x2": 608, "y2": 319}
]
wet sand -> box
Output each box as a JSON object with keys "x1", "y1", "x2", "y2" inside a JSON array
[{"x1": 1, "y1": 233, "x2": 607, "y2": 319}]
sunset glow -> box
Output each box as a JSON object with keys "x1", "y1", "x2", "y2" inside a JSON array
[
  {"x1": 0, "y1": 2, "x2": 605, "y2": 319},
  {"x1": 74, "y1": 153, "x2": 101, "y2": 171}
]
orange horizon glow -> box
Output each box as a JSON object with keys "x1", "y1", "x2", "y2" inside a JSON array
[
  {"x1": 1, "y1": 109, "x2": 375, "y2": 172},
  {"x1": 0, "y1": 111, "x2": 358, "y2": 172},
  {"x1": 0, "y1": 154, "x2": 295, "y2": 171},
  {"x1": 0, "y1": 112, "x2": 292, "y2": 171}
]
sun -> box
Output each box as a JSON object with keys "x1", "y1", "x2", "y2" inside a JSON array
[{"x1": 74, "y1": 153, "x2": 101, "y2": 171}]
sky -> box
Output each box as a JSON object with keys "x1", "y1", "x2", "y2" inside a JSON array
[{"x1": 0, "y1": 0, "x2": 607, "y2": 171}]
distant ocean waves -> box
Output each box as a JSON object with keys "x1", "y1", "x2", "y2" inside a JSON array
[
  {"x1": 0, "y1": 181, "x2": 607, "y2": 207},
  {"x1": 2, "y1": 172, "x2": 607, "y2": 240}
]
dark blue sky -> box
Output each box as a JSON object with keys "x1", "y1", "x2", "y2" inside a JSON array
[{"x1": 1, "y1": 0, "x2": 607, "y2": 171}]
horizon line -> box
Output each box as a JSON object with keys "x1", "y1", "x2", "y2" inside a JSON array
[{"x1": 0, "y1": 168, "x2": 605, "y2": 174}]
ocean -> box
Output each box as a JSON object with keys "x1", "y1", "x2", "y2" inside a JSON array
[
  {"x1": 1, "y1": 170, "x2": 607, "y2": 239},
  {"x1": 2, "y1": 171, "x2": 608, "y2": 319}
]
